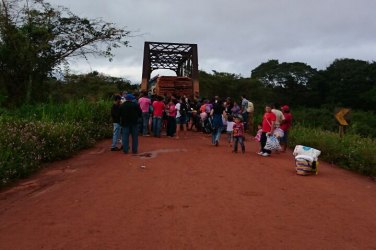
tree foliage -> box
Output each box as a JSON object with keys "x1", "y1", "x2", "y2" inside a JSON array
[
  {"x1": 0, "y1": 0, "x2": 131, "y2": 105},
  {"x1": 307, "y1": 59, "x2": 376, "y2": 110},
  {"x1": 199, "y1": 58, "x2": 376, "y2": 113},
  {"x1": 251, "y1": 59, "x2": 318, "y2": 106},
  {"x1": 49, "y1": 71, "x2": 137, "y2": 102},
  {"x1": 199, "y1": 70, "x2": 268, "y2": 104}
]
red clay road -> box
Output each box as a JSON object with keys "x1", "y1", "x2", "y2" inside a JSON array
[{"x1": 0, "y1": 132, "x2": 375, "y2": 250}]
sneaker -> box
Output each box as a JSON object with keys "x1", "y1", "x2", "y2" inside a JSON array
[
  {"x1": 111, "y1": 147, "x2": 120, "y2": 151},
  {"x1": 262, "y1": 152, "x2": 270, "y2": 157},
  {"x1": 257, "y1": 151, "x2": 263, "y2": 155},
  {"x1": 215, "y1": 140, "x2": 219, "y2": 147}
]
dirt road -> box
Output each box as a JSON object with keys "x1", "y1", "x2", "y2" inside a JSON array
[{"x1": 1, "y1": 132, "x2": 375, "y2": 250}]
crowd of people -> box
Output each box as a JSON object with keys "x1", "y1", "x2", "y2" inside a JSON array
[{"x1": 110, "y1": 91, "x2": 292, "y2": 156}]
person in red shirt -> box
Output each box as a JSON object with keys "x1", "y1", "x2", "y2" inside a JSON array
[
  {"x1": 152, "y1": 96, "x2": 165, "y2": 137},
  {"x1": 232, "y1": 115, "x2": 245, "y2": 153},
  {"x1": 280, "y1": 105, "x2": 293, "y2": 152},
  {"x1": 259, "y1": 104, "x2": 276, "y2": 156}
]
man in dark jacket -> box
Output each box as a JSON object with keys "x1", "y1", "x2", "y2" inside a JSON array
[
  {"x1": 120, "y1": 94, "x2": 142, "y2": 154},
  {"x1": 110, "y1": 95, "x2": 122, "y2": 151}
]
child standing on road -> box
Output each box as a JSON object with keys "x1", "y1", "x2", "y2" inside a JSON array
[
  {"x1": 254, "y1": 123, "x2": 262, "y2": 142},
  {"x1": 232, "y1": 115, "x2": 245, "y2": 153},
  {"x1": 226, "y1": 115, "x2": 234, "y2": 147}
]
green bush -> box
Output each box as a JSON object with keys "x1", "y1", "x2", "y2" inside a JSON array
[
  {"x1": 0, "y1": 100, "x2": 112, "y2": 186},
  {"x1": 289, "y1": 125, "x2": 376, "y2": 177},
  {"x1": 292, "y1": 107, "x2": 376, "y2": 138}
]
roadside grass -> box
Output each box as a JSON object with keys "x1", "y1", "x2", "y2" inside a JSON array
[
  {"x1": 289, "y1": 125, "x2": 376, "y2": 177},
  {"x1": 0, "y1": 100, "x2": 112, "y2": 187}
]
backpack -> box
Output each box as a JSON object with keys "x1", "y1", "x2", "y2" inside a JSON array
[
  {"x1": 246, "y1": 101, "x2": 254, "y2": 113},
  {"x1": 205, "y1": 103, "x2": 212, "y2": 113},
  {"x1": 180, "y1": 102, "x2": 188, "y2": 116}
]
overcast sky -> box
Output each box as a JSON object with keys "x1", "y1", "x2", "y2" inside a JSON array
[{"x1": 47, "y1": 0, "x2": 376, "y2": 83}]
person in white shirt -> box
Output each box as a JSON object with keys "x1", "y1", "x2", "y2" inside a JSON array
[
  {"x1": 271, "y1": 103, "x2": 285, "y2": 128},
  {"x1": 226, "y1": 115, "x2": 235, "y2": 147}
]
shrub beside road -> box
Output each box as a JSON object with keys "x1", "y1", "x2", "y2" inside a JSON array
[
  {"x1": 289, "y1": 125, "x2": 376, "y2": 177},
  {"x1": 0, "y1": 100, "x2": 112, "y2": 186}
]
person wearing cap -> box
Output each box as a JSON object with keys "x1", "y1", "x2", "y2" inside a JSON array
[
  {"x1": 119, "y1": 94, "x2": 142, "y2": 154},
  {"x1": 120, "y1": 91, "x2": 127, "y2": 104},
  {"x1": 232, "y1": 115, "x2": 245, "y2": 153},
  {"x1": 280, "y1": 105, "x2": 293, "y2": 152},
  {"x1": 110, "y1": 94, "x2": 122, "y2": 151}
]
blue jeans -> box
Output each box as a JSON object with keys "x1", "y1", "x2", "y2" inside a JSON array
[
  {"x1": 111, "y1": 123, "x2": 121, "y2": 148},
  {"x1": 211, "y1": 127, "x2": 221, "y2": 144},
  {"x1": 167, "y1": 116, "x2": 176, "y2": 136},
  {"x1": 122, "y1": 124, "x2": 139, "y2": 154},
  {"x1": 141, "y1": 112, "x2": 150, "y2": 135},
  {"x1": 152, "y1": 116, "x2": 162, "y2": 137},
  {"x1": 242, "y1": 112, "x2": 249, "y2": 130},
  {"x1": 233, "y1": 136, "x2": 245, "y2": 152},
  {"x1": 227, "y1": 131, "x2": 233, "y2": 144}
]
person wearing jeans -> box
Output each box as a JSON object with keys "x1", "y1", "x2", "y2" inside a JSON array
[
  {"x1": 210, "y1": 96, "x2": 224, "y2": 146},
  {"x1": 122, "y1": 123, "x2": 139, "y2": 154},
  {"x1": 138, "y1": 91, "x2": 151, "y2": 136},
  {"x1": 152, "y1": 116, "x2": 162, "y2": 137},
  {"x1": 120, "y1": 94, "x2": 142, "y2": 154},
  {"x1": 111, "y1": 123, "x2": 122, "y2": 150},
  {"x1": 211, "y1": 125, "x2": 222, "y2": 146},
  {"x1": 111, "y1": 95, "x2": 122, "y2": 151},
  {"x1": 141, "y1": 112, "x2": 150, "y2": 135},
  {"x1": 151, "y1": 96, "x2": 165, "y2": 137},
  {"x1": 232, "y1": 116, "x2": 245, "y2": 153}
]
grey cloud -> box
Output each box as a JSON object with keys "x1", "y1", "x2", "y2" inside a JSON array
[{"x1": 47, "y1": 0, "x2": 376, "y2": 81}]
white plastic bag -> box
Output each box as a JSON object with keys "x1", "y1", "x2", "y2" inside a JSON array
[
  {"x1": 293, "y1": 145, "x2": 321, "y2": 161},
  {"x1": 264, "y1": 135, "x2": 281, "y2": 151},
  {"x1": 273, "y1": 128, "x2": 284, "y2": 138}
]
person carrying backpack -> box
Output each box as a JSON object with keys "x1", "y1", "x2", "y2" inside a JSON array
[{"x1": 240, "y1": 95, "x2": 250, "y2": 132}]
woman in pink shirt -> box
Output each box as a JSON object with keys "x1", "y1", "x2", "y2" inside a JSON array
[
  {"x1": 166, "y1": 98, "x2": 177, "y2": 137},
  {"x1": 138, "y1": 91, "x2": 151, "y2": 136}
]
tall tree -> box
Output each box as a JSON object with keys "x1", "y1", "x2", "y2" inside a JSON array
[
  {"x1": 49, "y1": 71, "x2": 137, "y2": 102},
  {"x1": 0, "y1": 0, "x2": 131, "y2": 105},
  {"x1": 198, "y1": 70, "x2": 265, "y2": 107},
  {"x1": 309, "y1": 58, "x2": 376, "y2": 110},
  {"x1": 251, "y1": 60, "x2": 317, "y2": 106}
]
